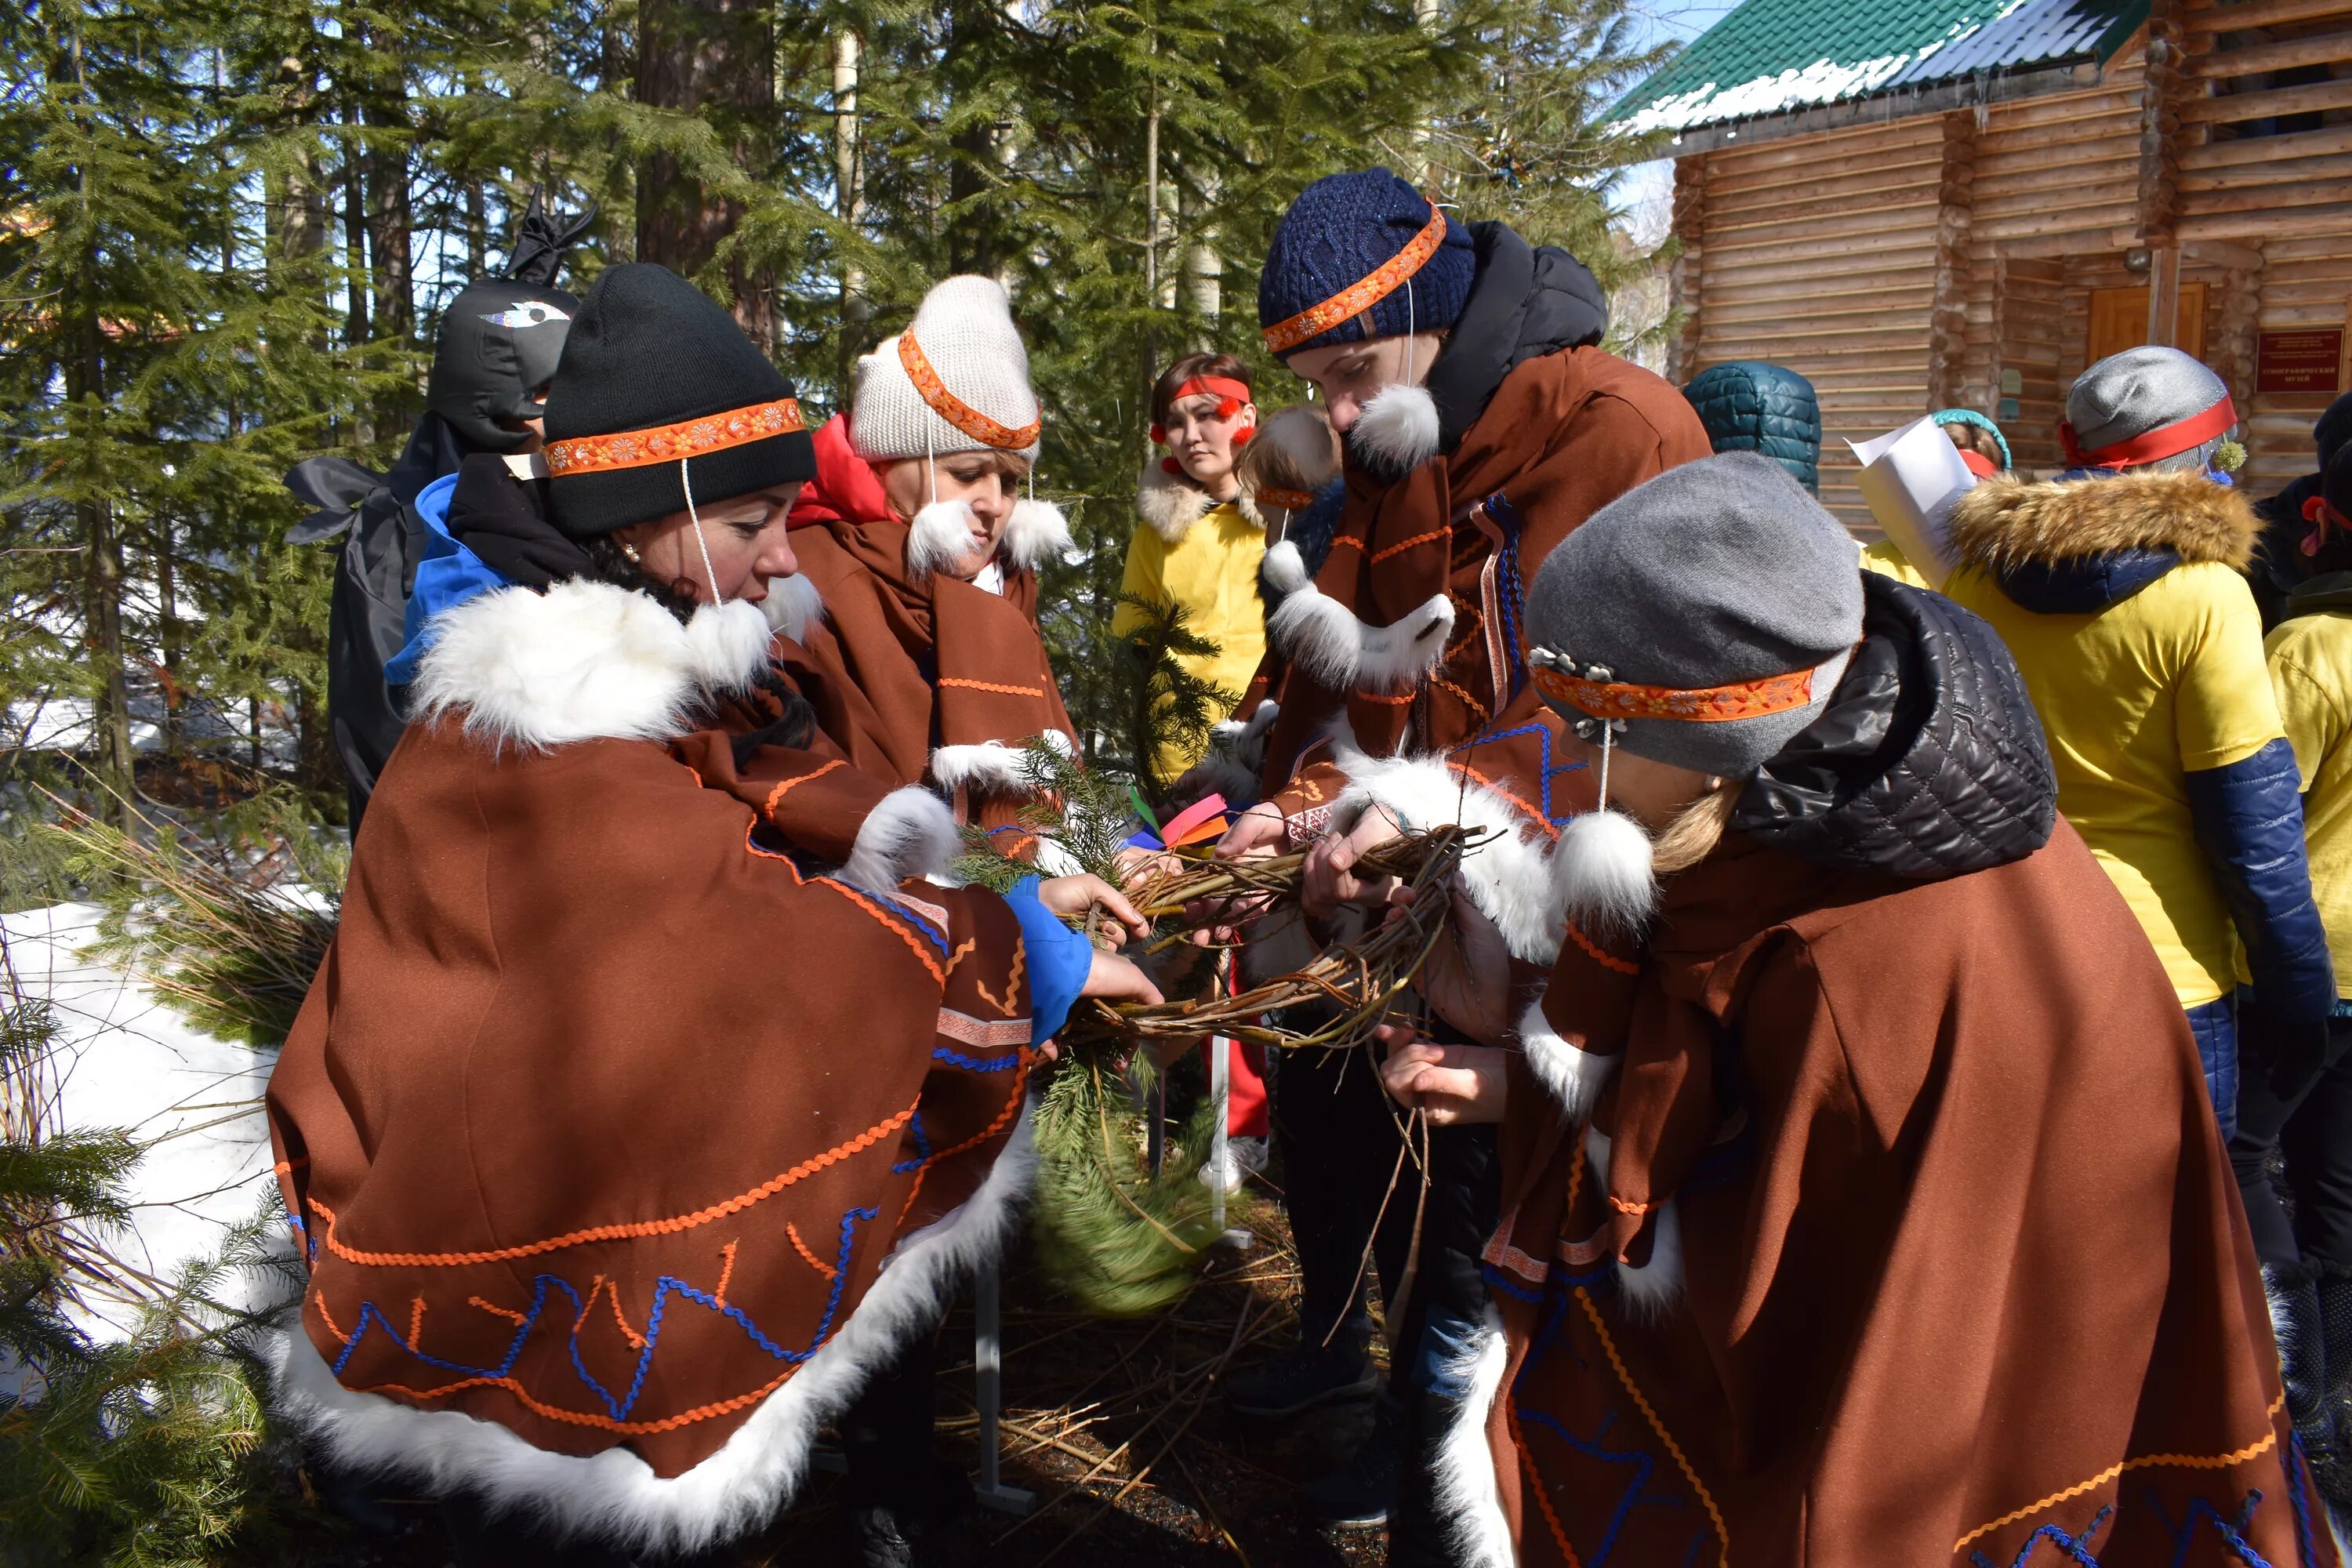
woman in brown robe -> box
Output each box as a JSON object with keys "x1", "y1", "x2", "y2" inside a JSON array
[
  {"x1": 1370, "y1": 455, "x2": 2332, "y2": 1566},
  {"x1": 781, "y1": 275, "x2": 1081, "y2": 854},
  {"x1": 267, "y1": 265, "x2": 1156, "y2": 1566}
]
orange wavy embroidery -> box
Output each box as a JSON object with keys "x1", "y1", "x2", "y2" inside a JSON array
[
  {"x1": 763, "y1": 759, "x2": 844, "y2": 818},
  {"x1": 1262, "y1": 196, "x2": 1450, "y2": 354},
  {"x1": 936, "y1": 677, "x2": 1046, "y2": 698},
  {"x1": 330, "y1": 1338, "x2": 803, "y2": 1436},
  {"x1": 1576, "y1": 1287, "x2": 1729, "y2": 1561},
  {"x1": 467, "y1": 1295, "x2": 528, "y2": 1327},
  {"x1": 1353, "y1": 690, "x2": 1414, "y2": 706},
  {"x1": 945, "y1": 938, "x2": 977, "y2": 975},
  {"x1": 1564, "y1": 917, "x2": 1640, "y2": 975},
  {"x1": 308, "y1": 1105, "x2": 914, "y2": 1267},
  {"x1": 1508, "y1": 1401, "x2": 1587, "y2": 1568},
  {"x1": 1949, "y1": 1392, "x2": 2288, "y2": 1554},
  {"x1": 785, "y1": 1224, "x2": 837, "y2": 1283},
  {"x1": 407, "y1": 1296, "x2": 426, "y2": 1351},
  {"x1": 1432, "y1": 677, "x2": 1490, "y2": 724},
  {"x1": 1446, "y1": 758, "x2": 1557, "y2": 841},
  {"x1": 713, "y1": 1241, "x2": 738, "y2": 1309},
  {"x1": 1327, "y1": 535, "x2": 1367, "y2": 555},
  {"x1": 818, "y1": 880, "x2": 947, "y2": 985},
  {"x1": 898, "y1": 333, "x2": 1040, "y2": 450},
  {"x1": 1531, "y1": 661, "x2": 1816, "y2": 725},
  {"x1": 1370, "y1": 528, "x2": 1450, "y2": 564},
  {"x1": 974, "y1": 937, "x2": 1026, "y2": 1018},
  {"x1": 545, "y1": 399, "x2": 804, "y2": 475}
]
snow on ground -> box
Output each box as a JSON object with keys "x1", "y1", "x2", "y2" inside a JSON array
[{"x1": 2, "y1": 902, "x2": 289, "y2": 1344}]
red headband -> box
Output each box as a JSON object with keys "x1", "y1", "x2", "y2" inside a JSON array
[
  {"x1": 1262, "y1": 197, "x2": 1450, "y2": 355},
  {"x1": 1956, "y1": 448, "x2": 2001, "y2": 479},
  {"x1": 2060, "y1": 397, "x2": 2237, "y2": 470}
]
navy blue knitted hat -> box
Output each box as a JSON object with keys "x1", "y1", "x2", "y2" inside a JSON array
[{"x1": 1257, "y1": 169, "x2": 1474, "y2": 359}]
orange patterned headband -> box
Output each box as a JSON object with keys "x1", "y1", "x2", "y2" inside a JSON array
[
  {"x1": 545, "y1": 399, "x2": 804, "y2": 476},
  {"x1": 1254, "y1": 486, "x2": 1318, "y2": 512},
  {"x1": 898, "y1": 332, "x2": 1041, "y2": 451},
  {"x1": 1261, "y1": 197, "x2": 1450, "y2": 356},
  {"x1": 1530, "y1": 659, "x2": 1818, "y2": 724}
]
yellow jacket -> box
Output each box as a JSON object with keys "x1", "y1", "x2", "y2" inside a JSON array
[
  {"x1": 1112, "y1": 464, "x2": 1268, "y2": 779},
  {"x1": 2267, "y1": 585, "x2": 2352, "y2": 999}
]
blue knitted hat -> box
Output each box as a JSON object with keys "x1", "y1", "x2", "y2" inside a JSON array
[
  {"x1": 1931, "y1": 408, "x2": 2012, "y2": 471},
  {"x1": 1257, "y1": 169, "x2": 1475, "y2": 359}
]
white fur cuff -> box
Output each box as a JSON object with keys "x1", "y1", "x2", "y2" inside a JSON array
[
  {"x1": 760, "y1": 574, "x2": 826, "y2": 644},
  {"x1": 1330, "y1": 742, "x2": 1562, "y2": 965},
  {"x1": 1261, "y1": 540, "x2": 1453, "y2": 695},
  {"x1": 1583, "y1": 1124, "x2": 1684, "y2": 1320},
  {"x1": 841, "y1": 786, "x2": 963, "y2": 893},
  {"x1": 1516, "y1": 994, "x2": 1618, "y2": 1120},
  {"x1": 1432, "y1": 1305, "x2": 1515, "y2": 1568}
]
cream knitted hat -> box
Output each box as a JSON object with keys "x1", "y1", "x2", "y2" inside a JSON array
[{"x1": 849, "y1": 276, "x2": 1043, "y2": 464}]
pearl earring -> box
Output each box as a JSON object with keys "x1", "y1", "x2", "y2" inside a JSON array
[{"x1": 619, "y1": 539, "x2": 642, "y2": 565}]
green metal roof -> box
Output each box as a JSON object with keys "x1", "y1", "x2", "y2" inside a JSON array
[{"x1": 1612, "y1": 0, "x2": 2150, "y2": 134}]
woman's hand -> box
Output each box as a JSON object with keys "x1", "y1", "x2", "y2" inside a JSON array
[
  {"x1": 1374, "y1": 1024, "x2": 1508, "y2": 1126},
  {"x1": 1082, "y1": 949, "x2": 1164, "y2": 1007},
  {"x1": 1038, "y1": 873, "x2": 1151, "y2": 950},
  {"x1": 1394, "y1": 880, "x2": 1515, "y2": 1047},
  {"x1": 1301, "y1": 806, "x2": 1406, "y2": 920}
]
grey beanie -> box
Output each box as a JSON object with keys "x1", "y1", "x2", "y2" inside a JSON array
[
  {"x1": 1523, "y1": 452, "x2": 1864, "y2": 778},
  {"x1": 2063, "y1": 346, "x2": 2234, "y2": 471}
]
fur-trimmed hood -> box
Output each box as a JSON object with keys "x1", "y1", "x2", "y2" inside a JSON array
[
  {"x1": 1137, "y1": 461, "x2": 1219, "y2": 543},
  {"x1": 408, "y1": 579, "x2": 774, "y2": 750},
  {"x1": 1950, "y1": 469, "x2": 2259, "y2": 575}
]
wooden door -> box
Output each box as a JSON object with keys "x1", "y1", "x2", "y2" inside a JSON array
[{"x1": 2086, "y1": 283, "x2": 2209, "y2": 364}]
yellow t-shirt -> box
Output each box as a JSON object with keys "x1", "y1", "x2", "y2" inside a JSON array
[
  {"x1": 1859, "y1": 539, "x2": 1931, "y2": 590},
  {"x1": 1944, "y1": 561, "x2": 2285, "y2": 1006},
  {"x1": 2266, "y1": 609, "x2": 2352, "y2": 1000},
  {"x1": 1111, "y1": 501, "x2": 1268, "y2": 779}
]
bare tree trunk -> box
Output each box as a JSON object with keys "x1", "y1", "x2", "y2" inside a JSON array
[
  {"x1": 833, "y1": 28, "x2": 868, "y2": 392},
  {"x1": 637, "y1": 0, "x2": 776, "y2": 346},
  {"x1": 1183, "y1": 169, "x2": 1220, "y2": 336}
]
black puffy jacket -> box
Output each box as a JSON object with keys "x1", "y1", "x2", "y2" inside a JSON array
[{"x1": 1730, "y1": 573, "x2": 2056, "y2": 879}]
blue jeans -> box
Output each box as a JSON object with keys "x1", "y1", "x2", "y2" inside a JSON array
[{"x1": 2186, "y1": 996, "x2": 2239, "y2": 1143}]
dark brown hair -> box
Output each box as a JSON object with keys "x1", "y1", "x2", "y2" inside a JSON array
[
  {"x1": 1944, "y1": 421, "x2": 2007, "y2": 467},
  {"x1": 1151, "y1": 353, "x2": 1254, "y2": 425}
]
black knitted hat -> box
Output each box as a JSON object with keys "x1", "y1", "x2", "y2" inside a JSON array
[{"x1": 543, "y1": 263, "x2": 816, "y2": 539}]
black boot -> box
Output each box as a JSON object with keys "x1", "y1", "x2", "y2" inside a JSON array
[
  {"x1": 1303, "y1": 1396, "x2": 1399, "y2": 1530},
  {"x1": 1226, "y1": 1336, "x2": 1380, "y2": 1419},
  {"x1": 2313, "y1": 1264, "x2": 2352, "y2": 1523},
  {"x1": 2267, "y1": 1264, "x2": 2335, "y2": 1470}
]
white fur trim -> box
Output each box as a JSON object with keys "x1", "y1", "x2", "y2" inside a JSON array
[
  {"x1": 1208, "y1": 701, "x2": 1280, "y2": 777},
  {"x1": 268, "y1": 1106, "x2": 1037, "y2": 1554},
  {"x1": 1432, "y1": 1305, "x2": 1516, "y2": 1568},
  {"x1": 1583, "y1": 1124, "x2": 1684, "y2": 1321},
  {"x1": 1261, "y1": 541, "x2": 1453, "y2": 695},
  {"x1": 1552, "y1": 809, "x2": 1658, "y2": 942},
  {"x1": 840, "y1": 786, "x2": 962, "y2": 893},
  {"x1": 409, "y1": 581, "x2": 771, "y2": 751},
  {"x1": 1350, "y1": 382, "x2": 1441, "y2": 476},
  {"x1": 1138, "y1": 462, "x2": 1215, "y2": 544},
  {"x1": 1000, "y1": 498, "x2": 1076, "y2": 573},
  {"x1": 1516, "y1": 993, "x2": 1618, "y2": 1120},
  {"x1": 1330, "y1": 739, "x2": 1562, "y2": 965},
  {"x1": 905, "y1": 499, "x2": 981, "y2": 580},
  {"x1": 760, "y1": 573, "x2": 826, "y2": 644},
  {"x1": 928, "y1": 730, "x2": 1074, "y2": 799}
]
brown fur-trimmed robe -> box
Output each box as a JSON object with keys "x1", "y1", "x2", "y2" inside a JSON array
[
  {"x1": 266, "y1": 579, "x2": 1037, "y2": 1555},
  {"x1": 785, "y1": 516, "x2": 1079, "y2": 849},
  {"x1": 1460, "y1": 825, "x2": 2332, "y2": 1567}
]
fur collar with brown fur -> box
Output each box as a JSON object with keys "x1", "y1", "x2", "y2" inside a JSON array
[
  {"x1": 1136, "y1": 460, "x2": 1218, "y2": 543},
  {"x1": 1948, "y1": 469, "x2": 2259, "y2": 574}
]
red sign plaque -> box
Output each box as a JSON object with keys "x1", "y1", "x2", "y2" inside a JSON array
[{"x1": 2258, "y1": 328, "x2": 2346, "y2": 395}]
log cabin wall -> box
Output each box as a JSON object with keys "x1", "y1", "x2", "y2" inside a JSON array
[{"x1": 1669, "y1": 0, "x2": 2352, "y2": 535}]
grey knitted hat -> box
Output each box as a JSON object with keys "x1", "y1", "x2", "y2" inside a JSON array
[
  {"x1": 1523, "y1": 452, "x2": 1864, "y2": 778},
  {"x1": 2063, "y1": 346, "x2": 2234, "y2": 471}
]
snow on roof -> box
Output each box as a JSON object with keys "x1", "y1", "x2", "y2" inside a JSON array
[{"x1": 1613, "y1": 0, "x2": 2149, "y2": 135}]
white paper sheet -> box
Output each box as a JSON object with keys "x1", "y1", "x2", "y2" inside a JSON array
[{"x1": 1846, "y1": 416, "x2": 1978, "y2": 589}]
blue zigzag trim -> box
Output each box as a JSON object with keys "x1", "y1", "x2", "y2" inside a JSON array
[
  {"x1": 1973, "y1": 1506, "x2": 2113, "y2": 1567},
  {"x1": 1450, "y1": 721, "x2": 1588, "y2": 825},
  {"x1": 1482, "y1": 1261, "x2": 1543, "y2": 1302},
  {"x1": 894, "y1": 1111, "x2": 933, "y2": 1174},
  {"x1": 933, "y1": 1045, "x2": 1022, "y2": 1073},
  {"x1": 1515, "y1": 1405, "x2": 1693, "y2": 1568},
  {"x1": 2146, "y1": 1486, "x2": 2274, "y2": 1568},
  {"x1": 330, "y1": 1206, "x2": 879, "y2": 1422}
]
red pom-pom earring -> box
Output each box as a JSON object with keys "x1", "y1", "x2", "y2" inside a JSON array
[
  {"x1": 1149, "y1": 423, "x2": 1167, "y2": 446},
  {"x1": 1161, "y1": 456, "x2": 1182, "y2": 475},
  {"x1": 1232, "y1": 425, "x2": 1255, "y2": 445}
]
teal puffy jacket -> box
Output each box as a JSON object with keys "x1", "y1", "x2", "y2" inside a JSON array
[{"x1": 1682, "y1": 362, "x2": 1822, "y2": 495}]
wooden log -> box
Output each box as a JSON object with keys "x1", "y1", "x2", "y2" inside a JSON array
[
  {"x1": 1972, "y1": 201, "x2": 2144, "y2": 240},
  {"x1": 1699, "y1": 274, "x2": 1939, "y2": 308},
  {"x1": 1703, "y1": 298, "x2": 1940, "y2": 332},
  {"x1": 2186, "y1": 0, "x2": 2352, "y2": 32},
  {"x1": 2178, "y1": 151, "x2": 2352, "y2": 191},
  {"x1": 2180, "y1": 174, "x2": 2352, "y2": 215},
  {"x1": 1701, "y1": 124, "x2": 1944, "y2": 178},
  {"x1": 1704, "y1": 165, "x2": 1947, "y2": 217},
  {"x1": 2189, "y1": 30, "x2": 2352, "y2": 76},
  {"x1": 2180, "y1": 123, "x2": 2352, "y2": 167},
  {"x1": 1968, "y1": 155, "x2": 2144, "y2": 203},
  {"x1": 1701, "y1": 229, "x2": 1942, "y2": 267},
  {"x1": 1979, "y1": 86, "x2": 2143, "y2": 131},
  {"x1": 2181, "y1": 76, "x2": 2352, "y2": 122},
  {"x1": 2175, "y1": 201, "x2": 2352, "y2": 238},
  {"x1": 1706, "y1": 202, "x2": 1940, "y2": 249}
]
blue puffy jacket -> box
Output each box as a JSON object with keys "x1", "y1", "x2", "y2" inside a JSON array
[{"x1": 1682, "y1": 362, "x2": 1823, "y2": 495}]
